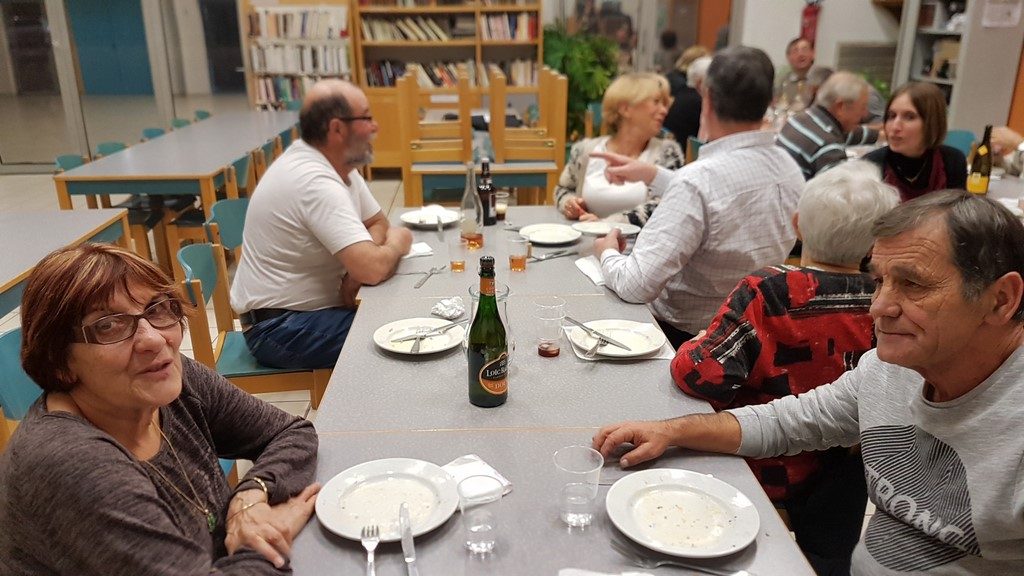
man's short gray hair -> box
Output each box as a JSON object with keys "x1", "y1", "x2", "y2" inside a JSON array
[
  {"x1": 815, "y1": 71, "x2": 868, "y2": 109},
  {"x1": 872, "y1": 190, "x2": 1024, "y2": 321},
  {"x1": 686, "y1": 56, "x2": 713, "y2": 88},
  {"x1": 799, "y1": 160, "x2": 899, "y2": 267}
]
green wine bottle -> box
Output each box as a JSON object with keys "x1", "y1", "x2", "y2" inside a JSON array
[{"x1": 467, "y1": 256, "x2": 508, "y2": 407}]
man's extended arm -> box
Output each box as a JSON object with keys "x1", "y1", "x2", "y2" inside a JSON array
[
  {"x1": 335, "y1": 224, "x2": 412, "y2": 286},
  {"x1": 363, "y1": 211, "x2": 390, "y2": 245}
]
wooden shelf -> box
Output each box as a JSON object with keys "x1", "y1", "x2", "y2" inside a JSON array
[
  {"x1": 478, "y1": 4, "x2": 541, "y2": 12},
  {"x1": 361, "y1": 40, "x2": 477, "y2": 47},
  {"x1": 912, "y1": 74, "x2": 955, "y2": 86},
  {"x1": 917, "y1": 27, "x2": 962, "y2": 36},
  {"x1": 480, "y1": 40, "x2": 539, "y2": 46},
  {"x1": 357, "y1": 5, "x2": 477, "y2": 13},
  {"x1": 252, "y1": 37, "x2": 351, "y2": 46}
]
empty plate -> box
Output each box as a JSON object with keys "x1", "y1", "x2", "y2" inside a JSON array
[
  {"x1": 566, "y1": 319, "x2": 666, "y2": 358},
  {"x1": 400, "y1": 208, "x2": 460, "y2": 229},
  {"x1": 571, "y1": 221, "x2": 641, "y2": 237},
  {"x1": 518, "y1": 223, "x2": 582, "y2": 246},
  {"x1": 373, "y1": 317, "x2": 465, "y2": 355}
]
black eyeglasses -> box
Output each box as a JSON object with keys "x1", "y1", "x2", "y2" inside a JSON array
[
  {"x1": 337, "y1": 115, "x2": 374, "y2": 123},
  {"x1": 74, "y1": 298, "x2": 185, "y2": 345}
]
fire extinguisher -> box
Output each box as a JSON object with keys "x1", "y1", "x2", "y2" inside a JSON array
[{"x1": 801, "y1": 1, "x2": 822, "y2": 45}]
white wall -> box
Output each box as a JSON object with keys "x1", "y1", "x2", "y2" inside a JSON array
[{"x1": 733, "y1": 0, "x2": 899, "y2": 69}]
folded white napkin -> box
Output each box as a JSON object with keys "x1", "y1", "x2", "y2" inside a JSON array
[
  {"x1": 562, "y1": 325, "x2": 675, "y2": 362},
  {"x1": 442, "y1": 454, "x2": 513, "y2": 497},
  {"x1": 575, "y1": 256, "x2": 605, "y2": 286},
  {"x1": 403, "y1": 242, "x2": 434, "y2": 259},
  {"x1": 431, "y1": 296, "x2": 465, "y2": 320},
  {"x1": 420, "y1": 203, "x2": 453, "y2": 217},
  {"x1": 561, "y1": 565, "x2": 647, "y2": 569}
]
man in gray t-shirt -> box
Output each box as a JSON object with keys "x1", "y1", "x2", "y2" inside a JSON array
[{"x1": 595, "y1": 190, "x2": 1024, "y2": 575}]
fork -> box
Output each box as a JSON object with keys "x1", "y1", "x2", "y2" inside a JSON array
[
  {"x1": 610, "y1": 535, "x2": 753, "y2": 576},
  {"x1": 414, "y1": 265, "x2": 446, "y2": 288},
  {"x1": 360, "y1": 525, "x2": 380, "y2": 576},
  {"x1": 583, "y1": 336, "x2": 606, "y2": 359}
]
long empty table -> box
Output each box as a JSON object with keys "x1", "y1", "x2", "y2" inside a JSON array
[
  {"x1": 293, "y1": 205, "x2": 815, "y2": 574},
  {"x1": 0, "y1": 209, "x2": 129, "y2": 317}
]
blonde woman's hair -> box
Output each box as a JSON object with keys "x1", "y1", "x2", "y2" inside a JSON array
[
  {"x1": 601, "y1": 73, "x2": 670, "y2": 135},
  {"x1": 674, "y1": 45, "x2": 710, "y2": 73}
]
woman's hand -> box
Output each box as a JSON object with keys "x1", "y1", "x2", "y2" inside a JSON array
[
  {"x1": 226, "y1": 483, "x2": 321, "y2": 568},
  {"x1": 578, "y1": 211, "x2": 599, "y2": 222},
  {"x1": 561, "y1": 196, "x2": 588, "y2": 219}
]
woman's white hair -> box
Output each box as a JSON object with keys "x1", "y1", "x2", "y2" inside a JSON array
[{"x1": 798, "y1": 160, "x2": 899, "y2": 267}]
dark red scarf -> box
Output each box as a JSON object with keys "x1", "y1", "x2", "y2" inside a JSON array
[{"x1": 882, "y1": 148, "x2": 947, "y2": 202}]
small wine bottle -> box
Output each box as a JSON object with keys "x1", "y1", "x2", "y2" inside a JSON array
[
  {"x1": 467, "y1": 256, "x2": 508, "y2": 408},
  {"x1": 967, "y1": 125, "x2": 992, "y2": 195}
]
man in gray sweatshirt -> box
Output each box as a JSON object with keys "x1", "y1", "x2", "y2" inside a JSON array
[{"x1": 594, "y1": 190, "x2": 1024, "y2": 575}]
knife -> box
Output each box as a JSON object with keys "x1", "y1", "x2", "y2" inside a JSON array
[
  {"x1": 390, "y1": 321, "x2": 463, "y2": 343},
  {"x1": 563, "y1": 316, "x2": 632, "y2": 352},
  {"x1": 399, "y1": 503, "x2": 419, "y2": 576},
  {"x1": 529, "y1": 250, "x2": 579, "y2": 262}
]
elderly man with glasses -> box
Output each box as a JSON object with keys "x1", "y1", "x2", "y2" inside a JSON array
[{"x1": 231, "y1": 79, "x2": 412, "y2": 370}]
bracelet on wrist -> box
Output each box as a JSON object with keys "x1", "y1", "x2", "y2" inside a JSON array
[{"x1": 227, "y1": 499, "x2": 261, "y2": 522}]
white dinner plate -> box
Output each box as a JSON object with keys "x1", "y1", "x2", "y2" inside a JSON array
[
  {"x1": 606, "y1": 469, "x2": 760, "y2": 558},
  {"x1": 518, "y1": 223, "x2": 582, "y2": 246},
  {"x1": 316, "y1": 458, "x2": 459, "y2": 542},
  {"x1": 566, "y1": 319, "x2": 666, "y2": 358},
  {"x1": 400, "y1": 208, "x2": 460, "y2": 229},
  {"x1": 571, "y1": 221, "x2": 641, "y2": 237},
  {"x1": 373, "y1": 317, "x2": 466, "y2": 355}
]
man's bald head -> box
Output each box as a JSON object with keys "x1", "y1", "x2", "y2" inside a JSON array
[{"x1": 299, "y1": 79, "x2": 361, "y2": 145}]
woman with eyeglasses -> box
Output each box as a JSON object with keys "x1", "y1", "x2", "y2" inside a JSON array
[{"x1": 0, "y1": 243, "x2": 319, "y2": 575}]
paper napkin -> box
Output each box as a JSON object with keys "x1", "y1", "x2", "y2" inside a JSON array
[
  {"x1": 562, "y1": 324, "x2": 675, "y2": 362},
  {"x1": 442, "y1": 454, "x2": 513, "y2": 497},
  {"x1": 575, "y1": 256, "x2": 606, "y2": 286},
  {"x1": 402, "y1": 242, "x2": 434, "y2": 259},
  {"x1": 431, "y1": 296, "x2": 465, "y2": 320}
]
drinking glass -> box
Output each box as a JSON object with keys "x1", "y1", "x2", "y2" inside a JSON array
[
  {"x1": 448, "y1": 237, "x2": 469, "y2": 273},
  {"x1": 553, "y1": 445, "x2": 603, "y2": 527},
  {"x1": 458, "y1": 475, "x2": 504, "y2": 554},
  {"x1": 494, "y1": 191, "x2": 510, "y2": 221},
  {"x1": 466, "y1": 283, "x2": 515, "y2": 364},
  {"x1": 507, "y1": 235, "x2": 530, "y2": 272},
  {"x1": 534, "y1": 296, "x2": 565, "y2": 357}
]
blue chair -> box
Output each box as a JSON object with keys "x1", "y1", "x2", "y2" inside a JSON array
[
  {"x1": 0, "y1": 328, "x2": 235, "y2": 479},
  {"x1": 55, "y1": 154, "x2": 86, "y2": 172},
  {"x1": 194, "y1": 109, "x2": 212, "y2": 121},
  {"x1": 141, "y1": 127, "x2": 166, "y2": 141},
  {"x1": 205, "y1": 198, "x2": 249, "y2": 260},
  {"x1": 177, "y1": 244, "x2": 330, "y2": 408},
  {"x1": 171, "y1": 118, "x2": 192, "y2": 129},
  {"x1": 944, "y1": 129, "x2": 976, "y2": 158},
  {"x1": 94, "y1": 141, "x2": 127, "y2": 158},
  {"x1": 253, "y1": 136, "x2": 282, "y2": 181},
  {"x1": 686, "y1": 136, "x2": 704, "y2": 163}
]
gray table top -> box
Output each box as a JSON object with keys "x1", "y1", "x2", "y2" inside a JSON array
[
  {"x1": 360, "y1": 206, "x2": 608, "y2": 298},
  {"x1": 0, "y1": 209, "x2": 126, "y2": 290},
  {"x1": 55, "y1": 111, "x2": 297, "y2": 180},
  {"x1": 987, "y1": 174, "x2": 1022, "y2": 203},
  {"x1": 292, "y1": 429, "x2": 814, "y2": 576},
  {"x1": 316, "y1": 294, "x2": 705, "y2": 434}
]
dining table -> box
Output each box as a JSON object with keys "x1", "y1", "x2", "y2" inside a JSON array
[
  {"x1": 291, "y1": 205, "x2": 816, "y2": 575},
  {"x1": 0, "y1": 208, "x2": 129, "y2": 317},
  {"x1": 52, "y1": 111, "x2": 297, "y2": 268}
]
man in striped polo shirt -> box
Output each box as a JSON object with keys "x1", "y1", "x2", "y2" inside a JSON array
[{"x1": 777, "y1": 71, "x2": 878, "y2": 180}]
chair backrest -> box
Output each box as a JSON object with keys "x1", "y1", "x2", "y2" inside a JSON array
[
  {"x1": 943, "y1": 129, "x2": 975, "y2": 158},
  {"x1": 584, "y1": 101, "x2": 603, "y2": 138},
  {"x1": 194, "y1": 109, "x2": 211, "y2": 121},
  {"x1": 284, "y1": 99, "x2": 302, "y2": 111},
  {"x1": 206, "y1": 198, "x2": 249, "y2": 252},
  {"x1": 686, "y1": 136, "x2": 704, "y2": 163},
  {"x1": 487, "y1": 66, "x2": 566, "y2": 169},
  {"x1": 171, "y1": 118, "x2": 192, "y2": 129},
  {"x1": 232, "y1": 153, "x2": 254, "y2": 192},
  {"x1": 178, "y1": 243, "x2": 234, "y2": 368},
  {"x1": 94, "y1": 141, "x2": 127, "y2": 158},
  {"x1": 55, "y1": 154, "x2": 87, "y2": 172},
  {"x1": 141, "y1": 127, "x2": 166, "y2": 141},
  {"x1": 0, "y1": 329, "x2": 43, "y2": 421}
]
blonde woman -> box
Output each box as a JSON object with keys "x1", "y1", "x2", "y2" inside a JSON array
[{"x1": 555, "y1": 73, "x2": 683, "y2": 227}]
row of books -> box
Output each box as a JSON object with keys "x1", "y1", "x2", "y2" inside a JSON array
[
  {"x1": 254, "y1": 75, "x2": 342, "y2": 107},
  {"x1": 365, "y1": 60, "x2": 409, "y2": 87},
  {"x1": 479, "y1": 12, "x2": 538, "y2": 40},
  {"x1": 361, "y1": 16, "x2": 457, "y2": 42},
  {"x1": 488, "y1": 59, "x2": 537, "y2": 87},
  {"x1": 357, "y1": 0, "x2": 531, "y2": 5},
  {"x1": 365, "y1": 59, "x2": 536, "y2": 88},
  {"x1": 248, "y1": 7, "x2": 349, "y2": 40},
  {"x1": 250, "y1": 44, "x2": 352, "y2": 76}
]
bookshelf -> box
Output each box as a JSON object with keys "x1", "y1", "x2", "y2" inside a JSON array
[
  {"x1": 353, "y1": 0, "x2": 544, "y2": 169},
  {"x1": 239, "y1": 0, "x2": 355, "y2": 109}
]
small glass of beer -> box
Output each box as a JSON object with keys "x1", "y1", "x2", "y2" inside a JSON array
[
  {"x1": 448, "y1": 237, "x2": 469, "y2": 272},
  {"x1": 495, "y1": 191, "x2": 510, "y2": 221},
  {"x1": 507, "y1": 235, "x2": 529, "y2": 272}
]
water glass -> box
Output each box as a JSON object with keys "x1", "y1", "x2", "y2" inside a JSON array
[
  {"x1": 449, "y1": 237, "x2": 469, "y2": 273},
  {"x1": 534, "y1": 296, "x2": 565, "y2": 357},
  {"x1": 495, "y1": 191, "x2": 510, "y2": 221},
  {"x1": 458, "y1": 475, "x2": 504, "y2": 554},
  {"x1": 507, "y1": 235, "x2": 530, "y2": 272},
  {"x1": 553, "y1": 445, "x2": 603, "y2": 527}
]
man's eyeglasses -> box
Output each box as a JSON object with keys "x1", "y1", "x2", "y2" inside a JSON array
[
  {"x1": 74, "y1": 298, "x2": 185, "y2": 345},
  {"x1": 337, "y1": 115, "x2": 374, "y2": 123}
]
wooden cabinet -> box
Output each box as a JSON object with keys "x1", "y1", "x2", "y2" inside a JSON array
[
  {"x1": 893, "y1": 0, "x2": 1024, "y2": 131},
  {"x1": 238, "y1": 0, "x2": 355, "y2": 109},
  {"x1": 353, "y1": 1, "x2": 544, "y2": 169}
]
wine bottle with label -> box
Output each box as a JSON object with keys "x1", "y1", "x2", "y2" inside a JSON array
[
  {"x1": 460, "y1": 161, "x2": 484, "y2": 248},
  {"x1": 467, "y1": 256, "x2": 507, "y2": 407},
  {"x1": 479, "y1": 157, "x2": 496, "y2": 226},
  {"x1": 967, "y1": 125, "x2": 992, "y2": 195}
]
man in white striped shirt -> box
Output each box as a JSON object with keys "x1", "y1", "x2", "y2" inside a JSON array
[
  {"x1": 592, "y1": 46, "x2": 804, "y2": 349},
  {"x1": 776, "y1": 71, "x2": 878, "y2": 180}
]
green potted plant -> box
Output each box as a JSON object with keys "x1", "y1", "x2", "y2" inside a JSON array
[{"x1": 543, "y1": 24, "x2": 618, "y2": 142}]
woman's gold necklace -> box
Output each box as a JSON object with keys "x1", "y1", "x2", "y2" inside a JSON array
[
  {"x1": 897, "y1": 158, "x2": 928, "y2": 183},
  {"x1": 142, "y1": 425, "x2": 217, "y2": 533}
]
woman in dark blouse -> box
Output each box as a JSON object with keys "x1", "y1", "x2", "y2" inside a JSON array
[{"x1": 864, "y1": 82, "x2": 966, "y2": 201}]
